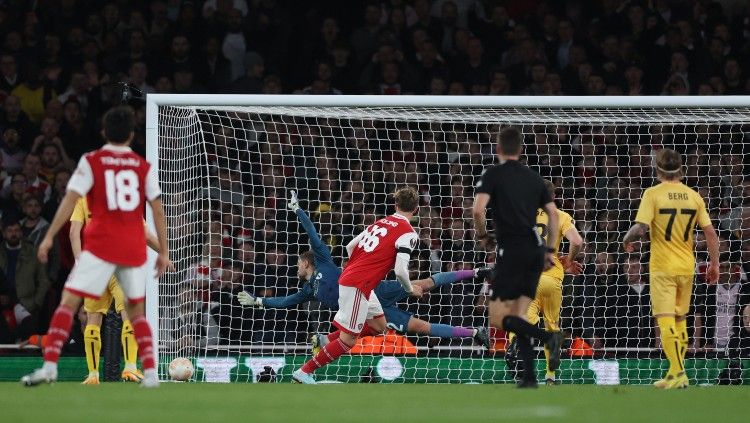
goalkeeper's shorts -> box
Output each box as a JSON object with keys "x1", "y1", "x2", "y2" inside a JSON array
[{"x1": 83, "y1": 277, "x2": 125, "y2": 314}]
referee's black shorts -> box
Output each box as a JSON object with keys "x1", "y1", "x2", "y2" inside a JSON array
[{"x1": 490, "y1": 241, "x2": 545, "y2": 301}]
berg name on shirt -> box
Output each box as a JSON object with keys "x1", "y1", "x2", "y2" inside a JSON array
[
  {"x1": 668, "y1": 192, "x2": 689, "y2": 201},
  {"x1": 100, "y1": 156, "x2": 141, "y2": 167}
]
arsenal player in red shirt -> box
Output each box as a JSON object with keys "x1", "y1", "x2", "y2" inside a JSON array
[
  {"x1": 22, "y1": 106, "x2": 170, "y2": 388},
  {"x1": 293, "y1": 187, "x2": 421, "y2": 384}
]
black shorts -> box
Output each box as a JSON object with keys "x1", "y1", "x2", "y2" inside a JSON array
[{"x1": 490, "y1": 242, "x2": 545, "y2": 301}]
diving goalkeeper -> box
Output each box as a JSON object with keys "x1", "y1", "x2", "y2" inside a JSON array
[{"x1": 237, "y1": 191, "x2": 492, "y2": 349}]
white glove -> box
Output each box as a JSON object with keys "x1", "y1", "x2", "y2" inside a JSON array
[
  {"x1": 288, "y1": 190, "x2": 300, "y2": 212},
  {"x1": 237, "y1": 291, "x2": 263, "y2": 308}
]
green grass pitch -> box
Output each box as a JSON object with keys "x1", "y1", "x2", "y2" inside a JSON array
[{"x1": 1, "y1": 382, "x2": 746, "y2": 422}]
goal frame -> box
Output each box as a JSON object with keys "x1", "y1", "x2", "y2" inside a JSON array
[{"x1": 144, "y1": 94, "x2": 750, "y2": 369}]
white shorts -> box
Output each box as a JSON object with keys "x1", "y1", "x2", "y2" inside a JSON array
[
  {"x1": 333, "y1": 285, "x2": 384, "y2": 335},
  {"x1": 65, "y1": 251, "x2": 147, "y2": 303}
]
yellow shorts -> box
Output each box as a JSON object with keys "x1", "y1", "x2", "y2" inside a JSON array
[
  {"x1": 526, "y1": 274, "x2": 562, "y2": 332},
  {"x1": 83, "y1": 277, "x2": 125, "y2": 314},
  {"x1": 650, "y1": 274, "x2": 693, "y2": 316}
]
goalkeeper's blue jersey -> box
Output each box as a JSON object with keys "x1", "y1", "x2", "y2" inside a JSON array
[{"x1": 295, "y1": 208, "x2": 340, "y2": 308}]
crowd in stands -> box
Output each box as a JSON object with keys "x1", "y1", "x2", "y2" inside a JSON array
[{"x1": 0, "y1": 0, "x2": 749, "y2": 358}]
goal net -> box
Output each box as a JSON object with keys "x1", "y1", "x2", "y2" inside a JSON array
[{"x1": 150, "y1": 96, "x2": 750, "y2": 384}]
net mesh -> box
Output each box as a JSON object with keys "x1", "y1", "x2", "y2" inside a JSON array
[{"x1": 156, "y1": 104, "x2": 750, "y2": 384}]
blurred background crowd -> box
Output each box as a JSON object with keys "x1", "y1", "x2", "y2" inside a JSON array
[{"x1": 0, "y1": 0, "x2": 748, "y2": 359}]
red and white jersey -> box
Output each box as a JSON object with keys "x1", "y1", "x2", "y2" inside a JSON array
[
  {"x1": 67, "y1": 144, "x2": 161, "y2": 266},
  {"x1": 339, "y1": 213, "x2": 418, "y2": 295}
]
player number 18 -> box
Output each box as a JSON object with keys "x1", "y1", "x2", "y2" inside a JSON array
[{"x1": 104, "y1": 169, "x2": 140, "y2": 211}]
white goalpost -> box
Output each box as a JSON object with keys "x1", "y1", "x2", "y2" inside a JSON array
[{"x1": 146, "y1": 95, "x2": 750, "y2": 384}]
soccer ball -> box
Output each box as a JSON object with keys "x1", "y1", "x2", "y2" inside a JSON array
[{"x1": 169, "y1": 357, "x2": 194, "y2": 381}]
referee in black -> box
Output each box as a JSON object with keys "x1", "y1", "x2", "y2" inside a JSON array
[{"x1": 473, "y1": 126, "x2": 563, "y2": 388}]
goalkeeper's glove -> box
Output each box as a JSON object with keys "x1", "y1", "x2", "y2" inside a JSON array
[
  {"x1": 288, "y1": 190, "x2": 300, "y2": 212},
  {"x1": 237, "y1": 291, "x2": 264, "y2": 308}
]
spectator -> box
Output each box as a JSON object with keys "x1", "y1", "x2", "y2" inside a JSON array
[
  {"x1": 0, "y1": 173, "x2": 27, "y2": 220},
  {"x1": 601, "y1": 256, "x2": 653, "y2": 349},
  {"x1": 2, "y1": 154, "x2": 51, "y2": 202},
  {"x1": 41, "y1": 168, "x2": 70, "y2": 222},
  {"x1": 0, "y1": 95, "x2": 35, "y2": 145},
  {"x1": 222, "y1": 9, "x2": 249, "y2": 81},
  {"x1": 10, "y1": 62, "x2": 56, "y2": 124},
  {"x1": 227, "y1": 52, "x2": 265, "y2": 94},
  {"x1": 1, "y1": 127, "x2": 27, "y2": 174},
  {"x1": 0, "y1": 54, "x2": 19, "y2": 100},
  {"x1": 19, "y1": 196, "x2": 48, "y2": 246},
  {"x1": 0, "y1": 218, "x2": 50, "y2": 341}
]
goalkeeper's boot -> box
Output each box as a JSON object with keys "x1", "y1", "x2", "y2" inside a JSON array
[
  {"x1": 122, "y1": 368, "x2": 144, "y2": 382},
  {"x1": 545, "y1": 331, "x2": 564, "y2": 371},
  {"x1": 545, "y1": 377, "x2": 560, "y2": 386},
  {"x1": 654, "y1": 372, "x2": 688, "y2": 390},
  {"x1": 474, "y1": 327, "x2": 492, "y2": 350},
  {"x1": 475, "y1": 264, "x2": 495, "y2": 281},
  {"x1": 82, "y1": 372, "x2": 100, "y2": 385},
  {"x1": 139, "y1": 369, "x2": 160, "y2": 388},
  {"x1": 310, "y1": 333, "x2": 329, "y2": 356},
  {"x1": 21, "y1": 367, "x2": 57, "y2": 387},
  {"x1": 292, "y1": 369, "x2": 317, "y2": 384}
]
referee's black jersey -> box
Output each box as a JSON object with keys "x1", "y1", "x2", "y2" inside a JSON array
[{"x1": 475, "y1": 160, "x2": 552, "y2": 245}]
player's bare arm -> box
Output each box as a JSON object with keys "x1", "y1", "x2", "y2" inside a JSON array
[
  {"x1": 702, "y1": 223, "x2": 720, "y2": 283},
  {"x1": 146, "y1": 227, "x2": 176, "y2": 272},
  {"x1": 39, "y1": 190, "x2": 82, "y2": 263},
  {"x1": 561, "y1": 226, "x2": 584, "y2": 275},
  {"x1": 69, "y1": 220, "x2": 83, "y2": 259},
  {"x1": 542, "y1": 201, "x2": 559, "y2": 271},
  {"x1": 622, "y1": 222, "x2": 649, "y2": 252},
  {"x1": 472, "y1": 192, "x2": 494, "y2": 249},
  {"x1": 149, "y1": 196, "x2": 171, "y2": 278}
]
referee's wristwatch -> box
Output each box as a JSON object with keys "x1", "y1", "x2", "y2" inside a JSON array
[{"x1": 545, "y1": 247, "x2": 556, "y2": 253}]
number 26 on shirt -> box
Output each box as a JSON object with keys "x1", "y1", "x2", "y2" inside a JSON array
[
  {"x1": 104, "y1": 169, "x2": 140, "y2": 211},
  {"x1": 358, "y1": 225, "x2": 388, "y2": 252}
]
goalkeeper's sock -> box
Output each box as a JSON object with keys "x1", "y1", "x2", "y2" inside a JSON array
[
  {"x1": 131, "y1": 315, "x2": 155, "y2": 371},
  {"x1": 43, "y1": 304, "x2": 74, "y2": 366},
  {"x1": 121, "y1": 320, "x2": 138, "y2": 371},
  {"x1": 675, "y1": 318, "x2": 688, "y2": 366},
  {"x1": 544, "y1": 344, "x2": 553, "y2": 379},
  {"x1": 657, "y1": 316, "x2": 682, "y2": 376},
  {"x1": 301, "y1": 338, "x2": 351, "y2": 374},
  {"x1": 431, "y1": 270, "x2": 475, "y2": 287},
  {"x1": 502, "y1": 315, "x2": 550, "y2": 343},
  {"x1": 430, "y1": 324, "x2": 475, "y2": 338},
  {"x1": 84, "y1": 324, "x2": 102, "y2": 375}
]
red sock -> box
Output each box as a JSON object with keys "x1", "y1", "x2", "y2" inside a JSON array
[
  {"x1": 131, "y1": 315, "x2": 155, "y2": 370},
  {"x1": 301, "y1": 338, "x2": 351, "y2": 374},
  {"x1": 43, "y1": 305, "x2": 74, "y2": 363}
]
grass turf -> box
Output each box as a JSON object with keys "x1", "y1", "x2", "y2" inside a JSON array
[{"x1": 0, "y1": 382, "x2": 747, "y2": 423}]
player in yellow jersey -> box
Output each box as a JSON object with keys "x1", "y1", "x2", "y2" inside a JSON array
[
  {"x1": 71, "y1": 197, "x2": 168, "y2": 384},
  {"x1": 623, "y1": 148, "x2": 719, "y2": 390},
  {"x1": 506, "y1": 180, "x2": 584, "y2": 385}
]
